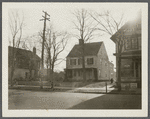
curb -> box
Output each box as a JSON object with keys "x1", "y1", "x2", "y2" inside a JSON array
[{"x1": 9, "y1": 87, "x2": 141, "y2": 95}]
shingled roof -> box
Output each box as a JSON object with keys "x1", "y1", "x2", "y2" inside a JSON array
[
  {"x1": 67, "y1": 42, "x2": 103, "y2": 57},
  {"x1": 8, "y1": 46, "x2": 41, "y2": 60}
]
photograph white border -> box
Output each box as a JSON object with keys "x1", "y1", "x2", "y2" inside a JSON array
[{"x1": 2, "y1": 2, "x2": 148, "y2": 117}]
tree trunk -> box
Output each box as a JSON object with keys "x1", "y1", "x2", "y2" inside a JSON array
[
  {"x1": 47, "y1": 65, "x2": 49, "y2": 80},
  {"x1": 40, "y1": 68, "x2": 43, "y2": 89},
  {"x1": 51, "y1": 70, "x2": 54, "y2": 90}
]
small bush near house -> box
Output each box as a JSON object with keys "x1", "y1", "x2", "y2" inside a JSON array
[{"x1": 53, "y1": 71, "x2": 65, "y2": 82}]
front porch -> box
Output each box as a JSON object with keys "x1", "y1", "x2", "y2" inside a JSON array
[
  {"x1": 116, "y1": 51, "x2": 141, "y2": 90},
  {"x1": 66, "y1": 68, "x2": 98, "y2": 81}
]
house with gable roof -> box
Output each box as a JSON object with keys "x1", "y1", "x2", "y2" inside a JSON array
[
  {"x1": 8, "y1": 46, "x2": 41, "y2": 83},
  {"x1": 66, "y1": 41, "x2": 113, "y2": 81},
  {"x1": 110, "y1": 11, "x2": 141, "y2": 90}
]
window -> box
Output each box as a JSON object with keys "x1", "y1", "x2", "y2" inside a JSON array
[
  {"x1": 78, "y1": 70, "x2": 81, "y2": 76},
  {"x1": 70, "y1": 59, "x2": 76, "y2": 65},
  {"x1": 131, "y1": 38, "x2": 138, "y2": 49},
  {"x1": 126, "y1": 37, "x2": 139, "y2": 50},
  {"x1": 70, "y1": 59, "x2": 72, "y2": 65},
  {"x1": 126, "y1": 38, "x2": 131, "y2": 49},
  {"x1": 87, "y1": 58, "x2": 94, "y2": 65},
  {"x1": 121, "y1": 59, "x2": 134, "y2": 77},
  {"x1": 78, "y1": 58, "x2": 81, "y2": 65}
]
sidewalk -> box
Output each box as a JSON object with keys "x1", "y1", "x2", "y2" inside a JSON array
[{"x1": 9, "y1": 84, "x2": 141, "y2": 95}]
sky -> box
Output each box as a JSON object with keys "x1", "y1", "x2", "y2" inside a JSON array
[{"x1": 7, "y1": 3, "x2": 142, "y2": 72}]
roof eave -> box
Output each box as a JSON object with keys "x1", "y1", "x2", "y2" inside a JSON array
[{"x1": 110, "y1": 35, "x2": 116, "y2": 43}]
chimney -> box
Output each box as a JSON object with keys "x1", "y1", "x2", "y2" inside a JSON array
[
  {"x1": 79, "y1": 39, "x2": 83, "y2": 45},
  {"x1": 33, "y1": 47, "x2": 36, "y2": 55}
]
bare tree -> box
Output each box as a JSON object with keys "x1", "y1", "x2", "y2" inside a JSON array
[
  {"x1": 22, "y1": 34, "x2": 42, "y2": 80},
  {"x1": 72, "y1": 9, "x2": 98, "y2": 81},
  {"x1": 90, "y1": 10, "x2": 126, "y2": 91},
  {"x1": 90, "y1": 10, "x2": 125, "y2": 35},
  {"x1": 9, "y1": 10, "x2": 24, "y2": 86},
  {"x1": 41, "y1": 25, "x2": 69, "y2": 89}
]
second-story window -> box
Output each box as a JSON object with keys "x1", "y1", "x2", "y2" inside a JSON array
[
  {"x1": 125, "y1": 36, "x2": 139, "y2": 50},
  {"x1": 70, "y1": 59, "x2": 76, "y2": 65},
  {"x1": 126, "y1": 38, "x2": 131, "y2": 49},
  {"x1": 87, "y1": 58, "x2": 94, "y2": 65},
  {"x1": 131, "y1": 38, "x2": 138, "y2": 49},
  {"x1": 78, "y1": 58, "x2": 81, "y2": 65}
]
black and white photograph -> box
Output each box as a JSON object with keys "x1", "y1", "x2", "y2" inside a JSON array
[{"x1": 2, "y1": 2, "x2": 148, "y2": 117}]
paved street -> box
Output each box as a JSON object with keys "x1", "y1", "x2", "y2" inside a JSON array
[{"x1": 9, "y1": 89, "x2": 141, "y2": 109}]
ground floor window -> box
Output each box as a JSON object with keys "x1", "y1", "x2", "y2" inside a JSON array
[
  {"x1": 73, "y1": 70, "x2": 77, "y2": 77},
  {"x1": 121, "y1": 59, "x2": 134, "y2": 77},
  {"x1": 121, "y1": 58, "x2": 141, "y2": 78},
  {"x1": 78, "y1": 70, "x2": 81, "y2": 76}
]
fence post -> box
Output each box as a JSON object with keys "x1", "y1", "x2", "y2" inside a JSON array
[{"x1": 106, "y1": 81, "x2": 107, "y2": 93}]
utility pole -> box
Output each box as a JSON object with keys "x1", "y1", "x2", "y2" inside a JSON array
[
  {"x1": 40, "y1": 11, "x2": 50, "y2": 69},
  {"x1": 40, "y1": 11, "x2": 50, "y2": 88}
]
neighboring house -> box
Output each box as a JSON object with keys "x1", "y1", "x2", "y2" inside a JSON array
[
  {"x1": 8, "y1": 46, "x2": 41, "y2": 82},
  {"x1": 110, "y1": 11, "x2": 141, "y2": 90},
  {"x1": 66, "y1": 41, "x2": 113, "y2": 81}
]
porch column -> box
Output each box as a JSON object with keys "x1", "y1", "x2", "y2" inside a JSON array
[
  {"x1": 65, "y1": 69, "x2": 67, "y2": 81},
  {"x1": 92, "y1": 68, "x2": 94, "y2": 80}
]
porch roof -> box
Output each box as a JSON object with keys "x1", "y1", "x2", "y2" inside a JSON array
[
  {"x1": 113, "y1": 50, "x2": 141, "y2": 57},
  {"x1": 66, "y1": 68, "x2": 97, "y2": 70}
]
